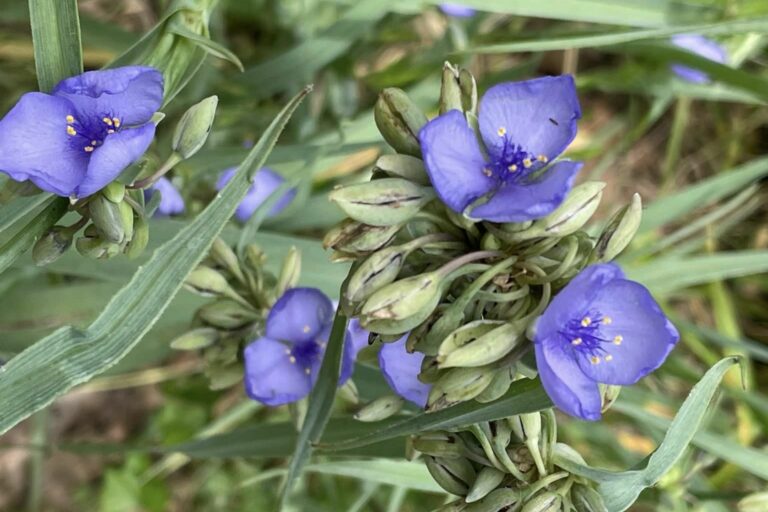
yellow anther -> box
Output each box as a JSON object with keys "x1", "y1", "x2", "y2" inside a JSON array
[
  {"x1": 112, "y1": 117, "x2": 121, "y2": 128},
  {"x1": 305, "y1": 368, "x2": 311, "y2": 375},
  {"x1": 302, "y1": 325, "x2": 311, "y2": 334},
  {"x1": 571, "y1": 338, "x2": 582, "y2": 346},
  {"x1": 91, "y1": 140, "x2": 98, "y2": 146},
  {"x1": 107, "y1": 129, "x2": 115, "y2": 134},
  {"x1": 590, "y1": 356, "x2": 601, "y2": 365},
  {"x1": 523, "y1": 158, "x2": 533, "y2": 168},
  {"x1": 103, "y1": 117, "x2": 113, "y2": 126},
  {"x1": 284, "y1": 348, "x2": 291, "y2": 354},
  {"x1": 483, "y1": 168, "x2": 493, "y2": 177},
  {"x1": 537, "y1": 154, "x2": 549, "y2": 163},
  {"x1": 289, "y1": 356, "x2": 297, "y2": 364},
  {"x1": 507, "y1": 164, "x2": 518, "y2": 172},
  {"x1": 84, "y1": 146, "x2": 94, "y2": 152},
  {"x1": 581, "y1": 317, "x2": 592, "y2": 327},
  {"x1": 65, "y1": 115, "x2": 75, "y2": 124},
  {"x1": 613, "y1": 335, "x2": 623, "y2": 345},
  {"x1": 602, "y1": 316, "x2": 612, "y2": 325},
  {"x1": 497, "y1": 127, "x2": 507, "y2": 137},
  {"x1": 605, "y1": 355, "x2": 614, "y2": 362},
  {"x1": 66, "y1": 126, "x2": 77, "y2": 136}
]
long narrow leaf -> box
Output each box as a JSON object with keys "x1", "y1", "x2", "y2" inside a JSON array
[{"x1": 28, "y1": 0, "x2": 83, "y2": 92}]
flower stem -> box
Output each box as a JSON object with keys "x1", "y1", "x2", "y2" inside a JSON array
[{"x1": 131, "y1": 152, "x2": 183, "y2": 189}]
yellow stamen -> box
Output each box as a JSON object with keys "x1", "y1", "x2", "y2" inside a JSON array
[
  {"x1": 602, "y1": 316, "x2": 612, "y2": 325},
  {"x1": 523, "y1": 158, "x2": 533, "y2": 168},
  {"x1": 103, "y1": 117, "x2": 113, "y2": 126},
  {"x1": 66, "y1": 126, "x2": 77, "y2": 136},
  {"x1": 302, "y1": 325, "x2": 311, "y2": 334},
  {"x1": 613, "y1": 335, "x2": 623, "y2": 345},
  {"x1": 507, "y1": 164, "x2": 518, "y2": 172},
  {"x1": 65, "y1": 115, "x2": 74, "y2": 124},
  {"x1": 289, "y1": 356, "x2": 296, "y2": 364},
  {"x1": 497, "y1": 127, "x2": 507, "y2": 137},
  {"x1": 590, "y1": 356, "x2": 601, "y2": 365},
  {"x1": 90, "y1": 140, "x2": 98, "y2": 146},
  {"x1": 112, "y1": 117, "x2": 121, "y2": 128},
  {"x1": 605, "y1": 355, "x2": 614, "y2": 362},
  {"x1": 305, "y1": 368, "x2": 311, "y2": 375},
  {"x1": 537, "y1": 154, "x2": 549, "y2": 163},
  {"x1": 483, "y1": 168, "x2": 493, "y2": 177},
  {"x1": 284, "y1": 348, "x2": 291, "y2": 354},
  {"x1": 581, "y1": 317, "x2": 592, "y2": 327},
  {"x1": 84, "y1": 146, "x2": 94, "y2": 152},
  {"x1": 571, "y1": 338, "x2": 582, "y2": 346},
  {"x1": 107, "y1": 129, "x2": 115, "y2": 134}
]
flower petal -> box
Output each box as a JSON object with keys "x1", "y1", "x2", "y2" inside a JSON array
[
  {"x1": 534, "y1": 263, "x2": 625, "y2": 341},
  {"x1": 243, "y1": 337, "x2": 313, "y2": 406},
  {"x1": 340, "y1": 318, "x2": 370, "y2": 384},
  {"x1": 0, "y1": 93, "x2": 87, "y2": 196},
  {"x1": 576, "y1": 279, "x2": 679, "y2": 385},
  {"x1": 53, "y1": 66, "x2": 164, "y2": 126},
  {"x1": 379, "y1": 336, "x2": 431, "y2": 407},
  {"x1": 439, "y1": 3, "x2": 476, "y2": 17},
  {"x1": 266, "y1": 287, "x2": 334, "y2": 343},
  {"x1": 535, "y1": 337, "x2": 602, "y2": 421},
  {"x1": 76, "y1": 123, "x2": 155, "y2": 197},
  {"x1": 478, "y1": 76, "x2": 580, "y2": 164},
  {"x1": 149, "y1": 176, "x2": 185, "y2": 216},
  {"x1": 217, "y1": 167, "x2": 296, "y2": 222},
  {"x1": 419, "y1": 109, "x2": 494, "y2": 214},
  {"x1": 671, "y1": 34, "x2": 727, "y2": 84},
  {"x1": 469, "y1": 160, "x2": 581, "y2": 223}
]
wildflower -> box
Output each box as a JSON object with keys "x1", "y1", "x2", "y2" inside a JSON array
[
  {"x1": 379, "y1": 336, "x2": 431, "y2": 407},
  {"x1": 243, "y1": 288, "x2": 367, "y2": 406},
  {"x1": 0, "y1": 66, "x2": 163, "y2": 198},
  {"x1": 147, "y1": 177, "x2": 185, "y2": 216},
  {"x1": 671, "y1": 34, "x2": 727, "y2": 84},
  {"x1": 216, "y1": 167, "x2": 296, "y2": 222},
  {"x1": 533, "y1": 263, "x2": 679, "y2": 420},
  {"x1": 439, "y1": 4, "x2": 476, "y2": 17},
  {"x1": 419, "y1": 76, "x2": 582, "y2": 222}
]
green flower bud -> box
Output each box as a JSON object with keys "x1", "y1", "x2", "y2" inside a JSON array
[
  {"x1": 459, "y1": 68, "x2": 478, "y2": 116},
  {"x1": 345, "y1": 245, "x2": 408, "y2": 304},
  {"x1": 435, "y1": 499, "x2": 469, "y2": 512},
  {"x1": 594, "y1": 193, "x2": 642, "y2": 262},
  {"x1": 211, "y1": 238, "x2": 246, "y2": 283},
  {"x1": 475, "y1": 368, "x2": 513, "y2": 403},
  {"x1": 465, "y1": 466, "x2": 506, "y2": 503},
  {"x1": 32, "y1": 226, "x2": 73, "y2": 266},
  {"x1": 599, "y1": 383, "x2": 621, "y2": 412},
  {"x1": 354, "y1": 395, "x2": 404, "y2": 422},
  {"x1": 374, "y1": 154, "x2": 431, "y2": 185},
  {"x1": 508, "y1": 412, "x2": 546, "y2": 476},
  {"x1": 374, "y1": 88, "x2": 428, "y2": 157},
  {"x1": 359, "y1": 271, "x2": 442, "y2": 335},
  {"x1": 89, "y1": 194, "x2": 125, "y2": 243},
  {"x1": 329, "y1": 178, "x2": 435, "y2": 227},
  {"x1": 424, "y1": 456, "x2": 471, "y2": 496},
  {"x1": 197, "y1": 299, "x2": 258, "y2": 329},
  {"x1": 323, "y1": 219, "x2": 401, "y2": 255},
  {"x1": 521, "y1": 491, "x2": 562, "y2": 512},
  {"x1": 553, "y1": 442, "x2": 588, "y2": 466},
  {"x1": 119, "y1": 200, "x2": 134, "y2": 244},
  {"x1": 426, "y1": 366, "x2": 495, "y2": 412},
  {"x1": 438, "y1": 322, "x2": 522, "y2": 369},
  {"x1": 440, "y1": 62, "x2": 463, "y2": 114},
  {"x1": 185, "y1": 266, "x2": 232, "y2": 297},
  {"x1": 739, "y1": 492, "x2": 768, "y2": 512},
  {"x1": 75, "y1": 236, "x2": 121, "y2": 259},
  {"x1": 480, "y1": 232, "x2": 501, "y2": 251},
  {"x1": 103, "y1": 182, "x2": 126, "y2": 203},
  {"x1": 172, "y1": 95, "x2": 218, "y2": 159},
  {"x1": 205, "y1": 364, "x2": 243, "y2": 390},
  {"x1": 571, "y1": 485, "x2": 608, "y2": 512},
  {"x1": 412, "y1": 432, "x2": 467, "y2": 459},
  {"x1": 125, "y1": 215, "x2": 149, "y2": 259},
  {"x1": 465, "y1": 488, "x2": 521, "y2": 512},
  {"x1": 274, "y1": 246, "x2": 301, "y2": 299},
  {"x1": 170, "y1": 327, "x2": 220, "y2": 351}
]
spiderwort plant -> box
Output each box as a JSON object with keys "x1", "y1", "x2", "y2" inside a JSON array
[
  {"x1": 671, "y1": 34, "x2": 727, "y2": 84},
  {"x1": 243, "y1": 288, "x2": 367, "y2": 406},
  {"x1": 439, "y1": 3, "x2": 476, "y2": 17},
  {"x1": 216, "y1": 167, "x2": 296, "y2": 222},
  {"x1": 147, "y1": 177, "x2": 185, "y2": 216},
  {"x1": 378, "y1": 336, "x2": 431, "y2": 407},
  {"x1": 533, "y1": 263, "x2": 679, "y2": 420},
  {"x1": 419, "y1": 76, "x2": 582, "y2": 222},
  {"x1": 0, "y1": 66, "x2": 163, "y2": 198}
]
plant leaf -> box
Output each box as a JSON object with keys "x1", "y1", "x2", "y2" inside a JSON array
[
  {"x1": 28, "y1": 0, "x2": 83, "y2": 92},
  {"x1": 0, "y1": 198, "x2": 68, "y2": 275}
]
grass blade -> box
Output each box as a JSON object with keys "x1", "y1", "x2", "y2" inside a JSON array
[{"x1": 28, "y1": 0, "x2": 83, "y2": 92}]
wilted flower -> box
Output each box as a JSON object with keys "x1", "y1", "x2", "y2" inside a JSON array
[
  {"x1": 533, "y1": 263, "x2": 679, "y2": 420},
  {"x1": 147, "y1": 177, "x2": 185, "y2": 216},
  {"x1": 439, "y1": 3, "x2": 476, "y2": 17},
  {"x1": 0, "y1": 66, "x2": 163, "y2": 198},
  {"x1": 379, "y1": 336, "x2": 431, "y2": 407},
  {"x1": 419, "y1": 76, "x2": 582, "y2": 222},
  {"x1": 671, "y1": 34, "x2": 727, "y2": 84},
  {"x1": 243, "y1": 287, "x2": 367, "y2": 406},
  {"x1": 216, "y1": 167, "x2": 296, "y2": 222}
]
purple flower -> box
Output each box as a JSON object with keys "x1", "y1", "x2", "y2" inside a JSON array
[
  {"x1": 419, "y1": 76, "x2": 582, "y2": 223},
  {"x1": 671, "y1": 34, "x2": 727, "y2": 84},
  {"x1": 0, "y1": 66, "x2": 163, "y2": 198},
  {"x1": 378, "y1": 336, "x2": 431, "y2": 407},
  {"x1": 440, "y1": 3, "x2": 476, "y2": 17},
  {"x1": 533, "y1": 263, "x2": 679, "y2": 421},
  {"x1": 216, "y1": 167, "x2": 296, "y2": 222},
  {"x1": 147, "y1": 177, "x2": 185, "y2": 216},
  {"x1": 243, "y1": 288, "x2": 368, "y2": 406}
]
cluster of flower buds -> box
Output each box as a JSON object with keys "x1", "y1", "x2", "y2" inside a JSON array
[{"x1": 171, "y1": 238, "x2": 301, "y2": 390}]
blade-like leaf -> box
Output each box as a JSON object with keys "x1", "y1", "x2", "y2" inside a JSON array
[
  {"x1": 0, "y1": 87, "x2": 310, "y2": 435},
  {"x1": 0, "y1": 198, "x2": 68, "y2": 275},
  {"x1": 28, "y1": 0, "x2": 83, "y2": 92}
]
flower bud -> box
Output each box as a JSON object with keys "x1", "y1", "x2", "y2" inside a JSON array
[
  {"x1": 426, "y1": 366, "x2": 495, "y2": 412},
  {"x1": 374, "y1": 154, "x2": 431, "y2": 185},
  {"x1": 32, "y1": 226, "x2": 73, "y2": 266},
  {"x1": 599, "y1": 383, "x2": 621, "y2": 412},
  {"x1": 509, "y1": 412, "x2": 546, "y2": 476},
  {"x1": 205, "y1": 364, "x2": 243, "y2": 390},
  {"x1": 521, "y1": 491, "x2": 562, "y2": 512},
  {"x1": 359, "y1": 272, "x2": 442, "y2": 335},
  {"x1": 475, "y1": 368, "x2": 512, "y2": 403},
  {"x1": 119, "y1": 200, "x2": 135, "y2": 243},
  {"x1": 210, "y1": 238, "x2": 245, "y2": 282},
  {"x1": 89, "y1": 194, "x2": 125, "y2": 243},
  {"x1": 465, "y1": 466, "x2": 505, "y2": 503},
  {"x1": 594, "y1": 193, "x2": 642, "y2": 262},
  {"x1": 103, "y1": 182, "x2": 126, "y2": 203},
  {"x1": 412, "y1": 432, "x2": 467, "y2": 459},
  {"x1": 329, "y1": 178, "x2": 435, "y2": 227},
  {"x1": 274, "y1": 246, "x2": 301, "y2": 298},
  {"x1": 553, "y1": 442, "x2": 588, "y2": 466},
  {"x1": 739, "y1": 492, "x2": 768, "y2": 512},
  {"x1": 197, "y1": 299, "x2": 258, "y2": 329},
  {"x1": 438, "y1": 322, "x2": 522, "y2": 368},
  {"x1": 345, "y1": 244, "x2": 408, "y2": 304},
  {"x1": 571, "y1": 484, "x2": 608, "y2": 512},
  {"x1": 323, "y1": 219, "x2": 401, "y2": 255},
  {"x1": 459, "y1": 68, "x2": 478, "y2": 115},
  {"x1": 125, "y1": 215, "x2": 149, "y2": 259},
  {"x1": 528, "y1": 181, "x2": 605, "y2": 239},
  {"x1": 75, "y1": 236, "x2": 121, "y2": 259},
  {"x1": 465, "y1": 489, "x2": 521, "y2": 512},
  {"x1": 440, "y1": 62, "x2": 463, "y2": 114},
  {"x1": 374, "y1": 88, "x2": 428, "y2": 157},
  {"x1": 354, "y1": 395, "x2": 404, "y2": 422},
  {"x1": 170, "y1": 327, "x2": 220, "y2": 351},
  {"x1": 424, "y1": 456, "x2": 470, "y2": 496},
  {"x1": 172, "y1": 95, "x2": 218, "y2": 159},
  {"x1": 185, "y1": 266, "x2": 232, "y2": 296}
]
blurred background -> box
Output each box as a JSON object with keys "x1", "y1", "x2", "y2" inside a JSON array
[{"x1": 0, "y1": 0, "x2": 767, "y2": 510}]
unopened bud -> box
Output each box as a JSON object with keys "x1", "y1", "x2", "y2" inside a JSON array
[
  {"x1": 206, "y1": 364, "x2": 243, "y2": 390},
  {"x1": 273, "y1": 246, "x2": 301, "y2": 298},
  {"x1": 594, "y1": 193, "x2": 642, "y2": 262},
  {"x1": 103, "y1": 181, "x2": 126, "y2": 203},
  {"x1": 345, "y1": 245, "x2": 408, "y2": 304},
  {"x1": 185, "y1": 266, "x2": 232, "y2": 296},
  {"x1": 360, "y1": 271, "x2": 442, "y2": 335},
  {"x1": 211, "y1": 238, "x2": 245, "y2": 282},
  {"x1": 530, "y1": 181, "x2": 605, "y2": 238},
  {"x1": 438, "y1": 322, "x2": 522, "y2": 368},
  {"x1": 426, "y1": 366, "x2": 495, "y2": 411},
  {"x1": 553, "y1": 442, "x2": 588, "y2": 466},
  {"x1": 119, "y1": 200, "x2": 134, "y2": 243},
  {"x1": 32, "y1": 226, "x2": 73, "y2": 266},
  {"x1": 475, "y1": 368, "x2": 512, "y2": 403},
  {"x1": 509, "y1": 412, "x2": 546, "y2": 476},
  {"x1": 571, "y1": 485, "x2": 608, "y2": 512},
  {"x1": 374, "y1": 154, "x2": 431, "y2": 185},
  {"x1": 465, "y1": 488, "x2": 522, "y2": 512},
  {"x1": 75, "y1": 236, "x2": 121, "y2": 259},
  {"x1": 465, "y1": 466, "x2": 505, "y2": 503},
  {"x1": 89, "y1": 194, "x2": 125, "y2": 243},
  {"x1": 170, "y1": 327, "x2": 220, "y2": 351},
  {"x1": 600, "y1": 383, "x2": 621, "y2": 412},
  {"x1": 125, "y1": 215, "x2": 149, "y2": 259},
  {"x1": 440, "y1": 62, "x2": 463, "y2": 114},
  {"x1": 739, "y1": 492, "x2": 768, "y2": 512},
  {"x1": 412, "y1": 432, "x2": 466, "y2": 459},
  {"x1": 374, "y1": 88, "x2": 428, "y2": 157},
  {"x1": 323, "y1": 219, "x2": 401, "y2": 255},
  {"x1": 198, "y1": 299, "x2": 258, "y2": 329},
  {"x1": 458, "y1": 68, "x2": 477, "y2": 115},
  {"x1": 424, "y1": 455, "x2": 475, "y2": 496},
  {"x1": 354, "y1": 395, "x2": 404, "y2": 422},
  {"x1": 521, "y1": 491, "x2": 562, "y2": 512},
  {"x1": 172, "y1": 95, "x2": 218, "y2": 159},
  {"x1": 329, "y1": 178, "x2": 435, "y2": 227}
]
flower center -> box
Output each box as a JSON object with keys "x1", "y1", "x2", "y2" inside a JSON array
[
  {"x1": 482, "y1": 126, "x2": 549, "y2": 183},
  {"x1": 65, "y1": 114, "x2": 122, "y2": 153},
  {"x1": 284, "y1": 335, "x2": 327, "y2": 376},
  {"x1": 559, "y1": 309, "x2": 622, "y2": 365}
]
